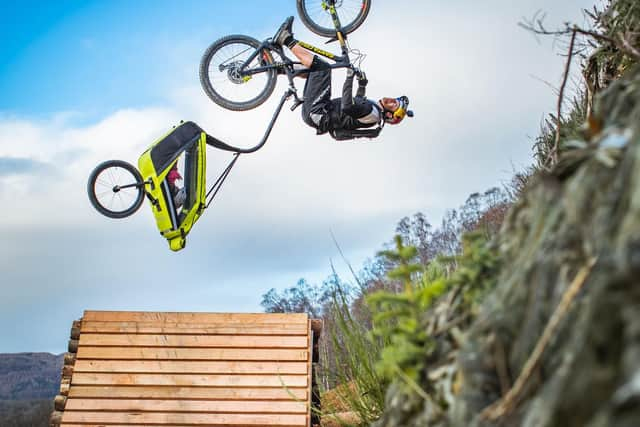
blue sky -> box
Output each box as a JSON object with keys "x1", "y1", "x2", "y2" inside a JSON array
[
  {"x1": 0, "y1": 1, "x2": 287, "y2": 117},
  {"x1": 1, "y1": 0, "x2": 595, "y2": 353}
]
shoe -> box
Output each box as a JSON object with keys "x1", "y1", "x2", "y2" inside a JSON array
[{"x1": 273, "y1": 16, "x2": 294, "y2": 47}]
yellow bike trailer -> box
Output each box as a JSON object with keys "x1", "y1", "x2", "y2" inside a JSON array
[
  {"x1": 137, "y1": 122, "x2": 207, "y2": 251},
  {"x1": 88, "y1": 90, "x2": 294, "y2": 252}
]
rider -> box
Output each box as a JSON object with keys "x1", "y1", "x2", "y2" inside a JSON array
[{"x1": 273, "y1": 16, "x2": 412, "y2": 140}]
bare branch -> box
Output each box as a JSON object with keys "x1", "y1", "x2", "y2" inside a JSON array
[
  {"x1": 520, "y1": 19, "x2": 614, "y2": 44},
  {"x1": 548, "y1": 28, "x2": 578, "y2": 166}
]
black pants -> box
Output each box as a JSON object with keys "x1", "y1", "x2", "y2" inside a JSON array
[{"x1": 301, "y1": 56, "x2": 332, "y2": 134}]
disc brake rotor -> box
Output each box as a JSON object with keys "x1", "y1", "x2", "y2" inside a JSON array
[{"x1": 224, "y1": 61, "x2": 250, "y2": 84}]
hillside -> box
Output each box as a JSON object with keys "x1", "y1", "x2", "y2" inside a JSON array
[
  {"x1": 368, "y1": 2, "x2": 640, "y2": 425},
  {"x1": 0, "y1": 353, "x2": 62, "y2": 426},
  {"x1": 371, "y1": 63, "x2": 640, "y2": 427},
  {"x1": 0, "y1": 353, "x2": 63, "y2": 400},
  {"x1": 0, "y1": 400, "x2": 53, "y2": 427}
]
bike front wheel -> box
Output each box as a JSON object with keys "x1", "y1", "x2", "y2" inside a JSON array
[
  {"x1": 87, "y1": 160, "x2": 145, "y2": 219},
  {"x1": 297, "y1": 0, "x2": 372, "y2": 38},
  {"x1": 200, "y1": 35, "x2": 277, "y2": 111}
]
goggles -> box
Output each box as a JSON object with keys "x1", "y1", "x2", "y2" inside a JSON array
[{"x1": 385, "y1": 96, "x2": 414, "y2": 125}]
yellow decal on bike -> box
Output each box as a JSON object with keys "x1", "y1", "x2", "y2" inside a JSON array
[
  {"x1": 242, "y1": 75, "x2": 252, "y2": 82},
  {"x1": 298, "y1": 41, "x2": 335, "y2": 60}
]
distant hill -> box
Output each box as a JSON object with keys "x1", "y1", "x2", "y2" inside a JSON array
[
  {"x1": 0, "y1": 399, "x2": 53, "y2": 427},
  {"x1": 0, "y1": 353, "x2": 63, "y2": 400}
]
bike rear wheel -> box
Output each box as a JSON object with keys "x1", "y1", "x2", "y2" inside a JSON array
[
  {"x1": 297, "y1": 0, "x2": 371, "y2": 38},
  {"x1": 200, "y1": 35, "x2": 277, "y2": 111},
  {"x1": 88, "y1": 160, "x2": 145, "y2": 219}
]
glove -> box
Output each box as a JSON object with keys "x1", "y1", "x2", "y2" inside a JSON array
[{"x1": 357, "y1": 71, "x2": 368, "y2": 87}]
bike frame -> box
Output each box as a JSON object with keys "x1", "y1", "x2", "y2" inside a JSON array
[
  {"x1": 201, "y1": 0, "x2": 356, "y2": 206},
  {"x1": 238, "y1": 37, "x2": 350, "y2": 78},
  {"x1": 236, "y1": 0, "x2": 352, "y2": 94}
]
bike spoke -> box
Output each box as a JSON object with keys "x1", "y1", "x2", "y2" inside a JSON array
[
  {"x1": 107, "y1": 167, "x2": 117, "y2": 186},
  {"x1": 219, "y1": 45, "x2": 253, "y2": 67},
  {"x1": 96, "y1": 189, "x2": 115, "y2": 198},
  {"x1": 207, "y1": 41, "x2": 272, "y2": 105},
  {"x1": 116, "y1": 191, "x2": 125, "y2": 208},
  {"x1": 304, "y1": 0, "x2": 364, "y2": 30},
  {"x1": 94, "y1": 166, "x2": 139, "y2": 213},
  {"x1": 96, "y1": 178, "x2": 113, "y2": 188}
]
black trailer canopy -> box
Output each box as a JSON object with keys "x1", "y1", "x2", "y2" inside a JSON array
[{"x1": 150, "y1": 121, "x2": 240, "y2": 173}]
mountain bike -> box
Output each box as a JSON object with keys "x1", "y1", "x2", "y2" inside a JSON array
[{"x1": 199, "y1": 0, "x2": 372, "y2": 111}]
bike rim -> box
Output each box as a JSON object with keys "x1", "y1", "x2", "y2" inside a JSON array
[
  {"x1": 206, "y1": 41, "x2": 273, "y2": 106},
  {"x1": 92, "y1": 166, "x2": 141, "y2": 215},
  {"x1": 302, "y1": 0, "x2": 367, "y2": 32}
]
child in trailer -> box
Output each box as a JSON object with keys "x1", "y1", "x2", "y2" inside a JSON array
[{"x1": 167, "y1": 163, "x2": 186, "y2": 209}]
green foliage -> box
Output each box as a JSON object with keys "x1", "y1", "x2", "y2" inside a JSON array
[
  {"x1": 367, "y1": 236, "x2": 449, "y2": 386},
  {"x1": 534, "y1": 96, "x2": 588, "y2": 170},
  {"x1": 532, "y1": 0, "x2": 640, "y2": 171},
  {"x1": 366, "y1": 232, "x2": 500, "y2": 391},
  {"x1": 263, "y1": 192, "x2": 507, "y2": 422},
  {"x1": 594, "y1": 0, "x2": 640, "y2": 73},
  {"x1": 448, "y1": 231, "x2": 501, "y2": 310}
]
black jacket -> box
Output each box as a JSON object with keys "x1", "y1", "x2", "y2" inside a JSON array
[{"x1": 328, "y1": 73, "x2": 381, "y2": 132}]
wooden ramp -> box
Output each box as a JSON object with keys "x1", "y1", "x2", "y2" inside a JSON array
[{"x1": 51, "y1": 311, "x2": 322, "y2": 427}]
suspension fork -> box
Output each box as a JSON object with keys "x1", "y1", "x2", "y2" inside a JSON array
[{"x1": 323, "y1": 0, "x2": 349, "y2": 56}]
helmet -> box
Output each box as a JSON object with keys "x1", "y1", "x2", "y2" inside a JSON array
[{"x1": 384, "y1": 96, "x2": 414, "y2": 125}]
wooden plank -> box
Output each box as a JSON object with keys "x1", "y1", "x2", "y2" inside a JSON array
[
  {"x1": 64, "y1": 353, "x2": 76, "y2": 365},
  {"x1": 60, "y1": 378, "x2": 71, "y2": 396},
  {"x1": 83, "y1": 311, "x2": 308, "y2": 324},
  {"x1": 61, "y1": 411, "x2": 307, "y2": 426},
  {"x1": 71, "y1": 373, "x2": 308, "y2": 387},
  {"x1": 65, "y1": 398, "x2": 307, "y2": 413},
  {"x1": 310, "y1": 319, "x2": 323, "y2": 336},
  {"x1": 80, "y1": 321, "x2": 309, "y2": 335},
  {"x1": 77, "y1": 347, "x2": 308, "y2": 361},
  {"x1": 50, "y1": 410, "x2": 62, "y2": 425},
  {"x1": 78, "y1": 334, "x2": 308, "y2": 348},
  {"x1": 74, "y1": 360, "x2": 309, "y2": 375},
  {"x1": 307, "y1": 320, "x2": 313, "y2": 427},
  {"x1": 54, "y1": 395, "x2": 67, "y2": 411},
  {"x1": 68, "y1": 386, "x2": 307, "y2": 400},
  {"x1": 61, "y1": 425, "x2": 305, "y2": 427},
  {"x1": 62, "y1": 311, "x2": 315, "y2": 426}
]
